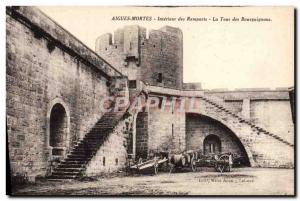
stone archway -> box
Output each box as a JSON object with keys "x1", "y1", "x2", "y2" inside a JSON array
[
  {"x1": 49, "y1": 103, "x2": 67, "y2": 156},
  {"x1": 186, "y1": 113, "x2": 251, "y2": 166},
  {"x1": 126, "y1": 90, "x2": 149, "y2": 160},
  {"x1": 46, "y1": 98, "x2": 70, "y2": 159},
  {"x1": 135, "y1": 111, "x2": 148, "y2": 160}
]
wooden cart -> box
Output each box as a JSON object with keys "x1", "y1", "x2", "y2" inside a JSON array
[
  {"x1": 169, "y1": 151, "x2": 233, "y2": 173},
  {"x1": 128, "y1": 151, "x2": 233, "y2": 175},
  {"x1": 128, "y1": 157, "x2": 168, "y2": 175},
  {"x1": 195, "y1": 153, "x2": 233, "y2": 173}
]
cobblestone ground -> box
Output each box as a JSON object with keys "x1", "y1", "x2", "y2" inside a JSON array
[{"x1": 12, "y1": 168, "x2": 294, "y2": 196}]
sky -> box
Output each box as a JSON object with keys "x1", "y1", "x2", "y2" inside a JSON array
[{"x1": 38, "y1": 6, "x2": 294, "y2": 90}]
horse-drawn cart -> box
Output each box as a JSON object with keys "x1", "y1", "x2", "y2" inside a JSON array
[
  {"x1": 195, "y1": 153, "x2": 233, "y2": 173},
  {"x1": 128, "y1": 156, "x2": 168, "y2": 175},
  {"x1": 169, "y1": 151, "x2": 233, "y2": 173},
  {"x1": 127, "y1": 151, "x2": 233, "y2": 175}
]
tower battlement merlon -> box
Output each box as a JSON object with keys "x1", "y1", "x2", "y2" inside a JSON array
[
  {"x1": 95, "y1": 33, "x2": 113, "y2": 50},
  {"x1": 96, "y1": 25, "x2": 146, "y2": 67},
  {"x1": 159, "y1": 26, "x2": 183, "y2": 37}
]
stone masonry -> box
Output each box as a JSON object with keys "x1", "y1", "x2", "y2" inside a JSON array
[
  {"x1": 6, "y1": 7, "x2": 294, "y2": 182},
  {"x1": 6, "y1": 7, "x2": 122, "y2": 181},
  {"x1": 96, "y1": 25, "x2": 183, "y2": 89}
]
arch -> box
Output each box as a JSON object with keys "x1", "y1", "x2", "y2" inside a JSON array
[
  {"x1": 203, "y1": 134, "x2": 221, "y2": 155},
  {"x1": 135, "y1": 111, "x2": 148, "y2": 159},
  {"x1": 46, "y1": 98, "x2": 70, "y2": 159},
  {"x1": 186, "y1": 112, "x2": 253, "y2": 167},
  {"x1": 127, "y1": 91, "x2": 148, "y2": 160},
  {"x1": 50, "y1": 104, "x2": 67, "y2": 147}
]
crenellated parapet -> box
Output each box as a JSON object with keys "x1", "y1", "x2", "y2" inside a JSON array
[{"x1": 96, "y1": 25, "x2": 183, "y2": 89}]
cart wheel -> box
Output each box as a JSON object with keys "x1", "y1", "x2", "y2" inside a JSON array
[
  {"x1": 219, "y1": 154, "x2": 231, "y2": 172},
  {"x1": 216, "y1": 164, "x2": 225, "y2": 173},
  {"x1": 219, "y1": 165, "x2": 225, "y2": 173},
  {"x1": 191, "y1": 158, "x2": 196, "y2": 172}
]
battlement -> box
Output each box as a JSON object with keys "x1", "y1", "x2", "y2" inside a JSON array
[
  {"x1": 96, "y1": 25, "x2": 182, "y2": 46},
  {"x1": 159, "y1": 25, "x2": 183, "y2": 36},
  {"x1": 204, "y1": 88, "x2": 291, "y2": 101},
  {"x1": 95, "y1": 25, "x2": 183, "y2": 89},
  {"x1": 183, "y1": 82, "x2": 202, "y2": 90}
]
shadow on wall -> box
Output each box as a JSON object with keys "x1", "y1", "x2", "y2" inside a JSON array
[{"x1": 186, "y1": 113, "x2": 251, "y2": 167}]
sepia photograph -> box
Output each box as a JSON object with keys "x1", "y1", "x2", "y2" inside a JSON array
[{"x1": 6, "y1": 6, "x2": 295, "y2": 196}]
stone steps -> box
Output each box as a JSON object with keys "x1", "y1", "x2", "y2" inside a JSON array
[
  {"x1": 48, "y1": 175, "x2": 78, "y2": 180},
  {"x1": 66, "y1": 155, "x2": 92, "y2": 160},
  {"x1": 55, "y1": 167, "x2": 84, "y2": 172},
  {"x1": 201, "y1": 95, "x2": 294, "y2": 147},
  {"x1": 68, "y1": 152, "x2": 91, "y2": 156},
  {"x1": 59, "y1": 164, "x2": 84, "y2": 168},
  {"x1": 48, "y1": 111, "x2": 125, "y2": 180},
  {"x1": 52, "y1": 171, "x2": 82, "y2": 176}
]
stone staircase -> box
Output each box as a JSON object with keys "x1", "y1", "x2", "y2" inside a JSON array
[
  {"x1": 48, "y1": 111, "x2": 125, "y2": 180},
  {"x1": 199, "y1": 95, "x2": 294, "y2": 147}
]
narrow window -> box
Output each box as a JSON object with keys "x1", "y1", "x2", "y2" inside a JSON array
[
  {"x1": 172, "y1": 124, "x2": 174, "y2": 137},
  {"x1": 171, "y1": 101, "x2": 174, "y2": 114},
  {"x1": 103, "y1": 157, "x2": 106, "y2": 166},
  {"x1": 115, "y1": 158, "x2": 118, "y2": 165},
  {"x1": 157, "y1": 73, "x2": 163, "y2": 83},
  {"x1": 158, "y1": 97, "x2": 163, "y2": 109},
  {"x1": 160, "y1": 39, "x2": 164, "y2": 51},
  {"x1": 129, "y1": 80, "x2": 137, "y2": 89}
]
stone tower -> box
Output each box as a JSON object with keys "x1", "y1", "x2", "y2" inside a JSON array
[{"x1": 95, "y1": 25, "x2": 183, "y2": 89}]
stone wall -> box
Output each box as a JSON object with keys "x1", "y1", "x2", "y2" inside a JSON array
[
  {"x1": 144, "y1": 87, "x2": 294, "y2": 168},
  {"x1": 85, "y1": 115, "x2": 133, "y2": 176},
  {"x1": 135, "y1": 112, "x2": 148, "y2": 159},
  {"x1": 183, "y1": 82, "x2": 202, "y2": 90},
  {"x1": 205, "y1": 90, "x2": 294, "y2": 146},
  {"x1": 250, "y1": 100, "x2": 293, "y2": 143},
  {"x1": 186, "y1": 113, "x2": 248, "y2": 158},
  {"x1": 6, "y1": 7, "x2": 121, "y2": 181},
  {"x1": 147, "y1": 102, "x2": 186, "y2": 154},
  {"x1": 194, "y1": 96, "x2": 294, "y2": 168},
  {"x1": 96, "y1": 25, "x2": 183, "y2": 89},
  {"x1": 6, "y1": 7, "x2": 294, "y2": 182}
]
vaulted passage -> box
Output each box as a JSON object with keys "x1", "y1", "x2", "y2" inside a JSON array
[
  {"x1": 186, "y1": 113, "x2": 250, "y2": 166},
  {"x1": 50, "y1": 103, "x2": 68, "y2": 156},
  {"x1": 135, "y1": 112, "x2": 148, "y2": 159}
]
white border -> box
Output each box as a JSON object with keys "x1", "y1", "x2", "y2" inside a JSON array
[{"x1": 1, "y1": 0, "x2": 298, "y2": 200}]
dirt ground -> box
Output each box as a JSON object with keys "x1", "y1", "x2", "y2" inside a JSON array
[{"x1": 12, "y1": 168, "x2": 294, "y2": 196}]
